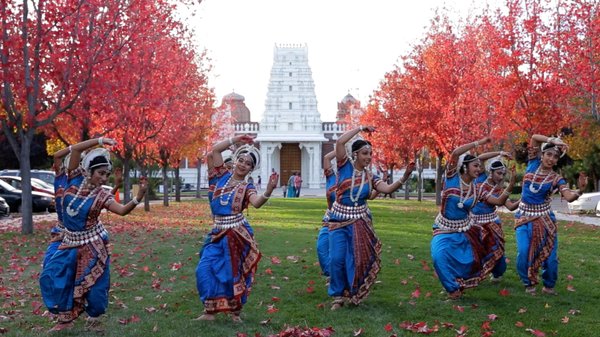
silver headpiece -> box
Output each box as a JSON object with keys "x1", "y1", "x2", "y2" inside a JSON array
[
  {"x1": 233, "y1": 144, "x2": 261, "y2": 171},
  {"x1": 457, "y1": 151, "x2": 478, "y2": 169},
  {"x1": 486, "y1": 156, "x2": 507, "y2": 173},
  {"x1": 82, "y1": 148, "x2": 112, "y2": 172}
]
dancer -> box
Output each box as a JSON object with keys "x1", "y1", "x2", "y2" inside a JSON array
[
  {"x1": 316, "y1": 150, "x2": 337, "y2": 279},
  {"x1": 327, "y1": 126, "x2": 415, "y2": 310},
  {"x1": 471, "y1": 152, "x2": 516, "y2": 283},
  {"x1": 430, "y1": 137, "x2": 509, "y2": 299},
  {"x1": 40, "y1": 137, "x2": 148, "y2": 332},
  {"x1": 515, "y1": 135, "x2": 587, "y2": 295},
  {"x1": 195, "y1": 135, "x2": 278, "y2": 323}
]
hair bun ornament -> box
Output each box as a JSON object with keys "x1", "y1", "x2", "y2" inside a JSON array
[
  {"x1": 457, "y1": 151, "x2": 474, "y2": 169},
  {"x1": 346, "y1": 134, "x2": 366, "y2": 159},
  {"x1": 233, "y1": 144, "x2": 261, "y2": 170},
  {"x1": 486, "y1": 155, "x2": 507, "y2": 173},
  {"x1": 541, "y1": 140, "x2": 566, "y2": 158},
  {"x1": 82, "y1": 148, "x2": 112, "y2": 172}
]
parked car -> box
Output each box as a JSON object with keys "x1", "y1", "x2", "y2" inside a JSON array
[
  {"x1": 0, "y1": 196, "x2": 9, "y2": 217},
  {"x1": 568, "y1": 192, "x2": 600, "y2": 214},
  {"x1": 0, "y1": 176, "x2": 55, "y2": 195},
  {"x1": 0, "y1": 169, "x2": 55, "y2": 186},
  {"x1": 596, "y1": 200, "x2": 600, "y2": 217},
  {"x1": 0, "y1": 179, "x2": 54, "y2": 213}
]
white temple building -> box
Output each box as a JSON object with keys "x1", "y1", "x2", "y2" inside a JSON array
[
  {"x1": 191, "y1": 43, "x2": 359, "y2": 189},
  {"x1": 176, "y1": 43, "x2": 434, "y2": 191}
]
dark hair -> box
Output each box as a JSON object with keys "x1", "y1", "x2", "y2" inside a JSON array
[
  {"x1": 352, "y1": 139, "x2": 372, "y2": 153},
  {"x1": 89, "y1": 156, "x2": 111, "y2": 173},
  {"x1": 541, "y1": 143, "x2": 572, "y2": 168},
  {"x1": 224, "y1": 157, "x2": 233, "y2": 164},
  {"x1": 489, "y1": 160, "x2": 506, "y2": 171},
  {"x1": 459, "y1": 154, "x2": 478, "y2": 174}
]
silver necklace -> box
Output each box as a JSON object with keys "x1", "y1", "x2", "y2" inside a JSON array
[
  {"x1": 218, "y1": 175, "x2": 244, "y2": 206},
  {"x1": 349, "y1": 168, "x2": 366, "y2": 207},
  {"x1": 66, "y1": 178, "x2": 101, "y2": 217},
  {"x1": 457, "y1": 176, "x2": 473, "y2": 209},
  {"x1": 529, "y1": 166, "x2": 551, "y2": 194}
]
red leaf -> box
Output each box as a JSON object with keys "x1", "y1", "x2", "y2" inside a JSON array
[
  {"x1": 487, "y1": 314, "x2": 498, "y2": 321},
  {"x1": 384, "y1": 323, "x2": 393, "y2": 332},
  {"x1": 271, "y1": 297, "x2": 280, "y2": 302},
  {"x1": 411, "y1": 287, "x2": 421, "y2": 298},
  {"x1": 525, "y1": 329, "x2": 546, "y2": 337},
  {"x1": 265, "y1": 268, "x2": 273, "y2": 275},
  {"x1": 453, "y1": 305, "x2": 464, "y2": 312},
  {"x1": 270, "y1": 256, "x2": 281, "y2": 264},
  {"x1": 306, "y1": 286, "x2": 314, "y2": 293},
  {"x1": 515, "y1": 321, "x2": 525, "y2": 327},
  {"x1": 499, "y1": 288, "x2": 510, "y2": 296}
]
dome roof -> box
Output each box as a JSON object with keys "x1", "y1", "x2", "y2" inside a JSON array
[
  {"x1": 223, "y1": 92, "x2": 245, "y2": 102},
  {"x1": 341, "y1": 93, "x2": 357, "y2": 104}
]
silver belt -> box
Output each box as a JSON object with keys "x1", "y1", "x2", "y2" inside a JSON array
[
  {"x1": 213, "y1": 213, "x2": 246, "y2": 230},
  {"x1": 330, "y1": 201, "x2": 370, "y2": 220},
  {"x1": 435, "y1": 214, "x2": 472, "y2": 232},
  {"x1": 518, "y1": 202, "x2": 551, "y2": 217},
  {"x1": 470, "y1": 212, "x2": 499, "y2": 224},
  {"x1": 62, "y1": 222, "x2": 108, "y2": 246}
]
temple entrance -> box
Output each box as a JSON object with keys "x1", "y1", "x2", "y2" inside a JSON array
[{"x1": 280, "y1": 143, "x2": 301, "y2": 188}]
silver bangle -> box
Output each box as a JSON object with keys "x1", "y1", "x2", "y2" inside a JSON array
[
  {"x1": 68, "y1": 145, "x2": 72, "y2": 152},
  {"x1": 98, "y1": 137, "x2": 104, "y2": 146},
  {"x1": 132, "y1": 197, "x2": 141, "y2": 205},
  {"x1": 359, "y1": 126, "x2": 364, "y2": 131},
  {"x1": 228, "y1": 137, "x2": 234, "y2": 146},
  {"x1": 262, "y1": 192, "x2": 270, "y2": 199}
]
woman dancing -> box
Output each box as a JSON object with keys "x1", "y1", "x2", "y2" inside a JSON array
[
  {"x1": 195, "y1": 135, "x2": 278, "y2": 323},
  {"x1": 327, "y1": 126, "x2": 414, "y2": 310},
  {"x1": 515, "y1": 135, "x2": 587, "y2": 295},
  {"x1": 430, "y1": 137, "x2": 513, "y2": 299},
  {"x1": 40, "y1": 138, "x2": 147, "y2": 332},
  {"x1": 471, "y1": 152, "x2": 516, "y2": 283}
]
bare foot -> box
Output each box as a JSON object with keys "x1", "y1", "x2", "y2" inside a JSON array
[
  {"x1": 194, "y1": 314, "x2": 215, "y2": 321},
  {"x1": 48, "y1": 321, "x2": 74, "y2": 333},
  {"x1": 525, "y1": 286, "x2": 537, "y2": 295},
  {"x1": 542, "y1": 287, "x2": 557, "y2": 296}
]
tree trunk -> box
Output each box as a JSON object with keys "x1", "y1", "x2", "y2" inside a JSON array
[
  {"x1": 196, "y1": 157, "x2": 202, "y2": 199},
  {"x1": 162, "y1": 164, "x2": 169, "y2": 207},
  {"x1": 175, "y1": 166, "x2": 181, "y2": 202},
  {"x1": 417, "y1": 160, "x2": 423, "y2": 202},
  {"x1": 123, "y1": 157, "x2": 132, "y2": 203},
  {"x1": 435, "y1": 154, "x2": 444, "y2": 206},
  {"x1": 19, "y1": 135, "x2": 34, "y2": 234},
  {"x1": 142, "y1": 165, "x2": 150, "y2": 212}
]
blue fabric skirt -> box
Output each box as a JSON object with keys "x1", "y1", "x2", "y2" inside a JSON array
[
  {"x1": 431, "y1": 232, "x2": 475, "y2": 293},
  {"x1": 316, "y1": 225, "x2": 330, "y2": 276}
]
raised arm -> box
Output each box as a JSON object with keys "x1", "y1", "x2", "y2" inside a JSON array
[
  {"x1": 478, "y1": 151, "x2": 512, "y2": 162},
  {"x1": 323, "y1": 150, "x2": 336, "y2": 171},
  {"x1": 249, "y1": 171, "x2": 278, "y2": 208},
  {"x1": 107, "y1": 177, "x2": 148, "y2": 215},
  {"x1": 211, "y1": 135, "x2": 254, "y2": 168},
  {"x1": 450, "y1": 137, "x2": 491, "y2": 161},
  {"x1": 375, "y1": 162, "x2": 416, "y2": 194},
  {"x1": 67, "y1": 137, "x2": 117, "y2": 171},
  {"x1": 486, "y1": 166, "x2": 517, "y2": 206},
  {"x1": 335, "y1": 126, "x2": 375, "y2": 163},
  {"x1": 530, "y1": 134, "x2": 568, "y2": 150}
]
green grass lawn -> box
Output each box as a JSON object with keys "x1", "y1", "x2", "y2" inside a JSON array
[{"x1": 1, "y1": 199, "x2": 599, "y2": 337}]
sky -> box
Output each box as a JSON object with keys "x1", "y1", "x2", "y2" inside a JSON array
[{"x1": 190, "y1": 0, "x2": 490, "y2": 122}]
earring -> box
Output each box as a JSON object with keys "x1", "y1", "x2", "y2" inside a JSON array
[{"x1": 462, "y1": 165, "x2": 467, "y2": 173}]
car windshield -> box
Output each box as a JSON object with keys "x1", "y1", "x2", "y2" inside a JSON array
[{"x1": 0, "y1": 179, "x2": 18, "y2": 192}]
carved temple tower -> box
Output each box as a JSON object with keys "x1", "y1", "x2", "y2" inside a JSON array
[{"x1": 254, "y1": 44, "x2": 327, "y2": 189}]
